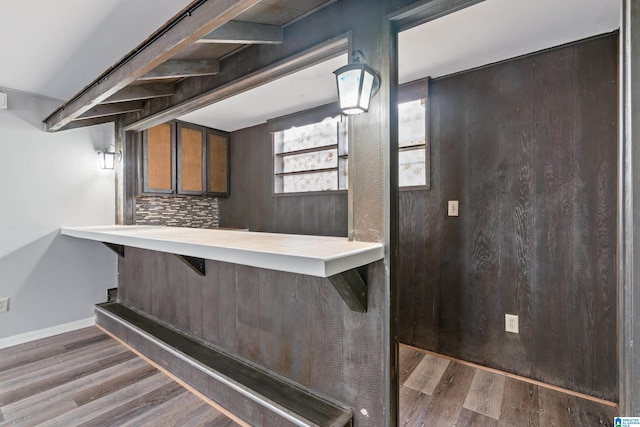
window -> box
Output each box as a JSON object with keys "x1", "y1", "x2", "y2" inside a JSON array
[
  {"x1": 398, "y1": 78, "x2": 430, "y2": 189},
  {"x1": 273, "y1": 111, "x2": 347, "y2": 194}
]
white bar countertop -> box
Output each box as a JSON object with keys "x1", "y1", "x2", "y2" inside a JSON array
[{"x1": 61, "y1": 225, "x2": 384, "y2": 277}]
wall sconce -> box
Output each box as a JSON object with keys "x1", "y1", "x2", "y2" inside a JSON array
[
  {"x1": 97, "y1": 144, "x2": 122, "y2": 170},
  {"x1": 333, "y1": 49, "x2": 381, "y2": 115}
]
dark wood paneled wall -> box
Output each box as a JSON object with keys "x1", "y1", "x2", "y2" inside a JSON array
[
  {"x1": 399, "y1": 34, "x2": 618, "y2": 400},
  {"x1": 118, "y1": 249, "x2": 386, "y2": 425},
  {"x1": 218, "y1": 123, "x2": 348, "y2": 236}
]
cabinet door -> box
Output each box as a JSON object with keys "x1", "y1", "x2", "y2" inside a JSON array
[
  {"x1": 207, "y1": 130, "x2": 229, "y2": 197},
  {"x1": 177, "y1": 123, "x2": 206, "y2": 195},
  {"x1": 143, "y1": 122, "x2": 176, "y2": 194}
]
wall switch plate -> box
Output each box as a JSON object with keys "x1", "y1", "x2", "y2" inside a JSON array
[
  {"x1": 505, "y1": 313, "x2": 519, "y2": 333},
  {"x1": 0, "y1": 92, "x2": 7, "y2": 110},
  {"x1": 0, "y1": 298, "x2": 9, "y2": 312},
  {"x1": 448, "y1": 200, "x2": 459, "y2": 216}
]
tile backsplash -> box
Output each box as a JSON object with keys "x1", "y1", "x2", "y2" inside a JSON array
[{"x1": 135, "y1": 195, "x2": 219, "y2": 229}]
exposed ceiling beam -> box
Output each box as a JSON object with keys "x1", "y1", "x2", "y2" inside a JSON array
[
  {"x1": 78, "y1": 101, "x2": 144, "y2": 120},
  {"x1": 139, "y1": 59, "x2": 220, "y2": 80},
  {"x1": 62, "y1": 116, "x2": 117, "y2": 130},
  {"x1": 198, "y1": 21, "x2": 283, "y2": 44},
  {"x1": 43, "y1": 0, "x2": 262, "y2": 132},
  {"x1": 102, "y1": 84, "x2": 175, "y2": 104},
  {"x1": 122, "y1": 35, "x2": 349, "y2": 132}
]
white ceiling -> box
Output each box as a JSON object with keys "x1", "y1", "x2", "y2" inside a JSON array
[
  {"x1": 398, "y1": 0, "x2": 620, "y2": 84},
  {"x1": 0, "y1": 0, "x2": 620, "y2": 129},
  {"x1": 0, "y1": 0, "x2": 192, "y2": 101},
  {"x1": 179, "y1": 54, "x2": 348, "y2": 132}
]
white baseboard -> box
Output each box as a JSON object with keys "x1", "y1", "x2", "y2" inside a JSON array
[{"x1": 0, "y1": 316, "x2": 95, "y2": 349}]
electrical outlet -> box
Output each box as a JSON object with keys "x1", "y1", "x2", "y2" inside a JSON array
[
  {"x1": 505, "y1": 313, "x2": 518, "y2": 333},
  {"x1": 0, "y1": 298, "x2": 9, "y2": 312},
  {"x1": 448, "y1": 200, "x2": 459, "y2": 216}
]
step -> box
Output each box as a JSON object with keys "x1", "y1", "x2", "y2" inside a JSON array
[{"x1": 95, "y1": 302, "x2": 352, "y2": 427}]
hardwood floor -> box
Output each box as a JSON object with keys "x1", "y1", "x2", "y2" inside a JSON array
[
  {"x1": 0, "y1": 327, "x2": 239, "y2": 427},
  {"x1": 399, "y1": 345, "x2": 619, "y2": 426},
  {"x1": 0, "y1": 327, "x2": 619, "y2": 426}
]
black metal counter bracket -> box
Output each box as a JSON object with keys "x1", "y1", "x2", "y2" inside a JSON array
[
  {"x1": 328, "y1": 269, "x2": 367, "y2": 313},
  {"x1": 175, "y1": 255, "x2": 206, "y2": 276},
  {"x1": 103, "y1": 242, "x2": 125, "y2": 258}
]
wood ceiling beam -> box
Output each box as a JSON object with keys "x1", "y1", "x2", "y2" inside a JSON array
[
  {"x1": 102, "y1": 84, "x2": 175, "y2": 104},
  {"x1": 139, "y1": 59, "x2": 220, "y2": 80},
  {"x1": 198, "y1": 21, "x2": 283, "y2": 44},
  {"x1": 62, "y1": 116, "x2": 117, "y2": 130},
  {"x1": 43, "y1": 0, "x2": 262, "y2": 132},
  {"x1": 121, "y1": 35, "x2": 348, "y2": 132},
  {"x1": 78, "y1": 101, "x2": 144, "y2": 120}
]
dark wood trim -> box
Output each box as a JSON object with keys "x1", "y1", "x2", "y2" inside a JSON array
[
  {"x1": 620, "y1": 0, "x2": 639, "y2": 415},
  {"x1": 398, "y1": 77, "x2": 431, "y2": 190},
  {"x1": 398, "y1": 77, "x2": 429, "y2": 103},
  {"x1": 399, "y1": 144, "x2": 426, "y2": 152},
  {"x1": 142, "y1": 121, "x2": 177, "y2": 195},
  {"x1": 267, "y1": 102, "x2": 342, "y2": 133},
  {"x1": 389, "y1": 0, "x2": 486, "y2": 32},
  {"x1": 102, "y1": 83, "x2": 175, "y2": 104},
  {"x1": 61, "y1": 116, "x2": 116, "y2": 130},
  {"x1": 387, "y1": 16, "x2": 400, "y2": 427},
  {"x1": 78, "y1": 101, "x2": 144, "y2": 120},
  {"x1": 398, "y1": 185, "x2": 428, "y2": 192},
  {"x1": 176, "y1": 121, "x2": 207, "y2": 195},
  {"x1": 139, "y1": 59, "x2": 220, "y2": 80},
  {"x1": 199, "y1": 21, "x2": 283, "y2": 44},
  {"x1": 123, "y1": 129, "x2": 139, "y2": 225},
  {"x1": 275, "y1": 167, "x2": 339, "y2": 177},
  {"x1": 43, "y1": 0, "x2": 262, "y2": 132},
  {"x1": 205, "y1": 128, "x2": 231, "y2": 197},
  {"x1": 277, "y1": 144, "x2": 339, "y2": 157},
  {"x1": 115, "y1": 119, "x2": 126, "y2": 225},
  {"x1": 271, "y1": 189, "x2": 348, "y2": 198},
  {"x1": 424, "y1": 78, "x2": 431, "y2": 191}
]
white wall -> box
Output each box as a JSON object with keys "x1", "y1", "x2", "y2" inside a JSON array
[{"x1": 0, "y1": 87, "x2": 117, "y2": 340}]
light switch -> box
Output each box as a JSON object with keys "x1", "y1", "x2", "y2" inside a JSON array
[
  {"x1": 448, "y1": 200, "x2": 459, "y2": 217},
  {"x1": 0, "y1": 92, "x2": 6, "y2": 110}
]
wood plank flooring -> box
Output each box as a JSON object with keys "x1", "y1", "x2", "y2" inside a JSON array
[
  {"x1": 399, "y1": 345, "x2": 619, "y2": 426},
  {"x1": 0, "y1": 327, "x2": 619, "y2": 426},
  {"x1": 0, "y1": 327, "x2": 239, "y2": 427}
]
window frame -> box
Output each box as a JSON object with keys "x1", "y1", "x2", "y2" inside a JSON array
[
  {"x1": 398, "y1": 77, "x2": 431, "y2": 191},
  {"x1": 271, "y1": 104, "x2": 348, "y2": 196}
]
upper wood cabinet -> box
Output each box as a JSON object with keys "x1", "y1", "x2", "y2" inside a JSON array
[
  {"x1": 143, "y1": 122, "x2": 176, "y2": 194},
  {"x1": 177, "y1": 122, "x2": 206, "y2": 195},
  {"x1": 143, "y1": 121, "x2": 229, "y2": 197},
  {"x1": 207, "y1": 129, "x2": 229, "y2": 196}
]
